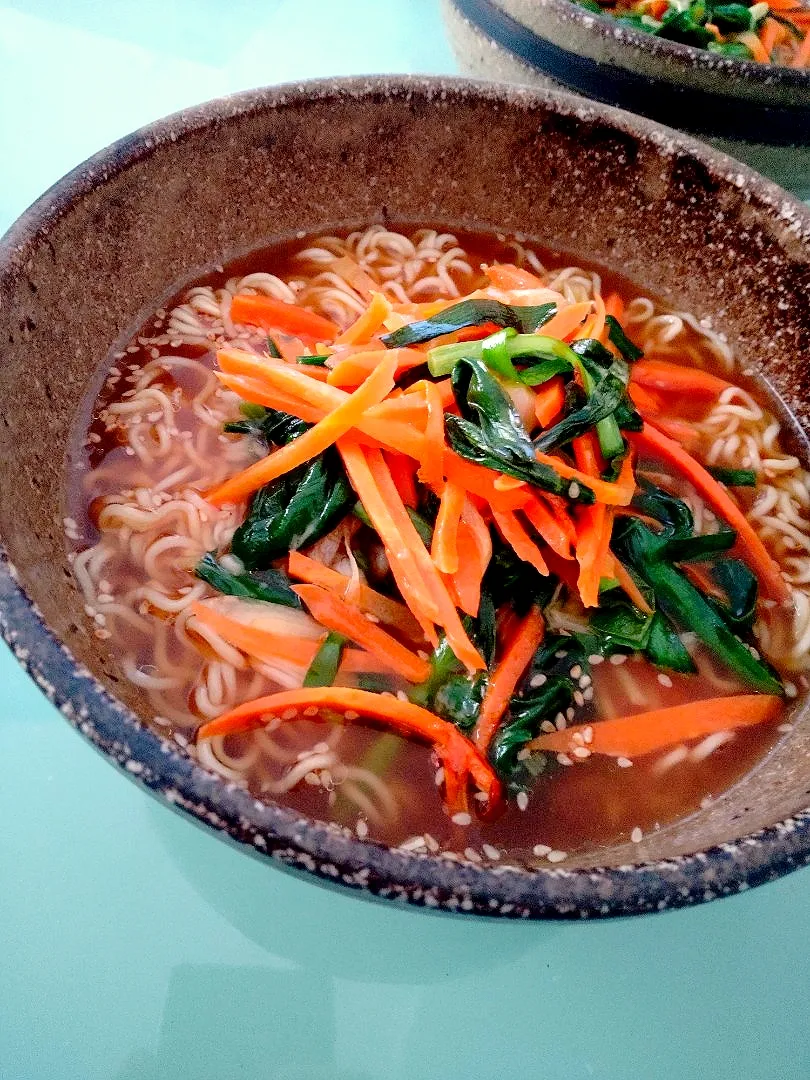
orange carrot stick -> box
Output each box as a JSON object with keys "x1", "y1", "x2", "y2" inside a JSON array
[
  {"x1": 791, "y1": 27, "x2": 810, "y2": 66},
  {"x1": 533, "y1": 449, "x2": 636, "y2": 507},
  {"x1": 537, "y1": 301, "x2": 593, "y2": 342},
  {"x1": 485, "y1": 263, "x2": 546, "y2": 290},
  {"x1": 527, "y1": 695, "x2": 782, "y2": 758},
  {"x1": 339, "y1": 439, "x2": 441, "y2": 630},
  {"x1": 419, "y1": 380, "x2": 446, "y2": 486},
  {"x1": 630, "y1": 424, "x2": 789, "y2": 602},
  {"x1": 195, "y1": 686, "x2": 503, "y2": 813},
  {"x1": 533, "y1": 376, "x2": 566, "y2": 428},
  {"x1": 206, "y1": 351, "x2": 397, "y2": 506},
  {"x1": 522, "y1": 495, "x2": 574, "y2": 560},
  {"x1": 327, "y1": 347, "x2": 425, "y2": 388},
  {"x1": 631, "y1": 360, "x2": 732, "y2": 400},
  {"x1": 613, "y1": 558, "x2": 654, "y2": 616},
  {"x1": 603, "y1": 292, "x2": 625, "y2": 323},
  {"x1": 333, "y1": 292, "x2": 392, "y2": 346},
  {"x1": 492, "y1": 509, "x2": 549, "y2": 577},
  {"x1": 450, "y1": 497, "x2": 492, "y2": 616},
  {"x1": 431, "y1": 481, "x2": 465, "y2": 575},
  {"x1": 287, "y1": 551, "x2": 422, "y2": 639},
  {"x1": 230, "y1": 293, "x2": 339, "y2": 342},
  {"x1": 293, "y1": 585, "x2": 430, "y2": 683},
  {"x1": 385, "y1": 452, "x2": 419, "y2": 509},
  {"x1": 365, "y1": 447, "x2": 485, "y2": 672},
  {"x1": 474, "y1": 605, "x2": 546, "y2": 751},
  {"x1": 216, "y1": 373, "x2": 326, "y2": 424}
]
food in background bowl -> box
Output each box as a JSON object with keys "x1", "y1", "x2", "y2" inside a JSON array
[
  {"x1": 67, "y1": 224, "x2": 806, "y2": 864},
  {"x1": 584, "y1": 0, "x2": 810, "y2": 65},
  {"x1": 442, "y1": 0, "x2": 810, "y2": 197}
]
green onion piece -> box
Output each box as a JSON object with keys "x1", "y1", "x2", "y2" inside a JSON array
[
  {"x1": 605, "y1": 315, "x2": 643, "y2": 362},
  {"x1": 194, "y1": 552, "x2": 302, "y2": 608},
  {"x1": 297, "y1": 354, "x2": 327, "y2": 366},
  {"x1": 266, "y1": 336, "x2": 282, "y2": 359},
  {"x1": 303, "y1": 631, "x2": 347, "y2": 687},
  {"x1": 707, "y1": 467, "x2": 757, "y2": 487}
]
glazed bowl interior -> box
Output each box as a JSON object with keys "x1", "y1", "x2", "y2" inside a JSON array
[{"x1": 2, "y1": 77, "x2": 810, "y2": 914}]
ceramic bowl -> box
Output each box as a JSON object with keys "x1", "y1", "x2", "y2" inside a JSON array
[
  {"x1": 2, "y1": 76, "x2": 810, "y2": 918},
  {"x1": 441, "y1": 0, "x2": 810, "y2": 198}
]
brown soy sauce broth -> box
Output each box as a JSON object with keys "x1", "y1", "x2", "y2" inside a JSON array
[{"x1": 67, "y1": 224, "x2": 804, "y2": 862}]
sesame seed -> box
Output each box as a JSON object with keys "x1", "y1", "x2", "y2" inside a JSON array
[
  {"x1": 424, "y1": 833, "x2": 439, "y2": 852},
  {"x1": 556, "y1": 753, "x2": 573, "y2": 766},
  {"x1": 464, "y1": 847, "x2": 482, "y2": 863},
  {"x1": 609, "y1": 653, "x2": 627, "y2": 665},
  {"x1": 657, "y1": 673, "x2": 673, "y2": 688},
  {"x1": 568, "y1": 482, "x2": 580, "y2": 499},
  {"x1": 589, "y1": 654, "x2": 604, "y2": 665},
  {"x1": 304, "y1": 772, "x2": 320, "y2": 786},
  {"x1": 700, "y1": 796, "x2": 713, "y2": 809},
  {"x1": 417, "y1": 650, "x2": 429, "y2": 660},
  {"x1": 281, "y1": 708, "x2": 298, "y2": 720},
  {"x1": 344, "y1": 710, "x2": 359, "y2": 720},
  {"x1": 533, "y1": 844, "x2": 552, "y2": 857},
  {"x1": 303, "y1": 706, "x2": 318, "y2": 716},
  {"x1": 530, "y1": 673, "x2": 547, "y2": 688},
  {"x1": 573, "y1": 690, "x2": 585, "y2": 707},
  {"x1": 555, "y1": 650, "x2": 568, "y2": 659},
  {"x1": 778, "y1": 723, "x2": 793, "y2": 733},
  {"x1": 434, "y1": 767, "x2": 445, "y2": 787},
  {"x1": 583, "y1": 726, "x2": 593, "y2": 744},
  {"x1": 356, "y1": 819, "x2": 369, "y2": 838},
  {"x1": 473, "y1": 791, "x2": 489, "y2": 802},
  {"x1": 572, "y1": 732, "x2": 585, "y2": 746},
  {"x1": 631, "y1": 827, "x2": 643, "y2": 844},
  {"x1": 785, "y1": 681, "x2": 798, "y2": 699},
  {"x1": 541, "y1": 720, "x2": 556, "y2": 733},
  {"x1": 579, "y1": 674, "x2": 591, "y2": 688},
  {"x1": 566, "y1": 707, "x2": 575, "y2": 720},
  {"x1": 364, "y1": 612, "x2": 380, "y2": 624},
  {"x1": 482, "y1": 844, "x2": 501, "y2": 861},
  {"x1": 583, "y1": 686, "x2": 594, "y2": 702},
  {"x1": 554, "y1": 713, "x2": 567, "y2": 730},
  {"x1": 570, "y1": 664, "x2": 582, "y2": 679},
  {"x1": 517, "y1": 747, "x2": 532, "y2": 760},
  {"x1": 616, "y1": 757, "x2": 633, "y2": 768},
  {"x1": 396, "y1": 690, "x2": 408, "y2": 702},
  {"x1": 451, "y1": 812, "x2": 472, "y2": 826},
  {"x1": 573, "y1": 746, "x2": 591, "y2": 759},
  {"x1": 547, "y1": 850, "x2": 567, "y2": 863},
  {"x1": 516, "y1": 791, "x2": 529, "y2": 811}
]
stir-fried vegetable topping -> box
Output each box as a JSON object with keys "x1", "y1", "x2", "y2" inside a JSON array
[
  {"x1": 578, "y1": 0, "x2": 810, "y2": 66},
  {"x1": 194, "y1": 270, "x2": 793, "y2": 821}
]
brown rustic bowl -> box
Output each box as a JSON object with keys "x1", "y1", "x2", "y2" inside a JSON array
[
  {"x1": 1, "y1": 76, "x2": 810, "y2": 918},
  {"x1": 442, "y1": 0, "x2": 810, "y2": 198}
]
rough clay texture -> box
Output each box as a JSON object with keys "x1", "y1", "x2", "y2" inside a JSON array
[{"x1": 1, "y1": 77, "x2": 810, "y2": 913}]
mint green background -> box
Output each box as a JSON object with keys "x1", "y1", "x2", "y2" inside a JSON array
[{"x1": 1, "y1": 3, "x2": 809, "y2": 1076}]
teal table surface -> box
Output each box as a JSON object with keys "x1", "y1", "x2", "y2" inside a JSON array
[{"x1": 2, "y1": 3, "x2": 810, "y2": 1078}]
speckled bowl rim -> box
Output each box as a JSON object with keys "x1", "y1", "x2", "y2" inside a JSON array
[
  {"x1": 3, "y1": 75, "x2": 810, "y2": 920},
  {"x1": 467, "y1": 0, "x2": 810, "y2": 89}
]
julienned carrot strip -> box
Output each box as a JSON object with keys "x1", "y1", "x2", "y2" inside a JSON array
[
  {"x1": 527, "y1": 695, "x2": 782, "y2": 758},
  {"x1": 333, "y1": 292, "x2": 392, "y2": 346},
  {"x1": 630, "y1": 424, "x2": 789, "y2": 602},
  {"x1": 431, "y1": 481, "x2": 465, "y2": 574},
  {"x1": 572, "y1": 432, "x2": 610, "y2": 608},
  {"x1": 339, "y1": 439, "x2": 441, "y2": 630},
  {"x1": 405, "y1": 377, "x2": 455, "y2": 409},
  {"x1": 365, "y1": 447, "x2": 485, "y2": 672},
  {"x1": 533, "y1": 376, "x2": 566, "y2": 428},
  {"x1": 419, "y1": 380, "x2": 446, "y2": 486},
  {"x1": 627, "y1": 382, "x2": 666, "y2": 415},
  {"x1": 293, "y1": 585, "x2": 430, "y2": 684},
  {"x1": 230, "y1": 294, "x2": 339, "y2": 342},
  {"x1": 572, "y1": 430, "x2": 604, "y2": 476},
  {"x1": 191, "y1": 600, "x2": 324, "y2": 666},
  {"x1": 442, "y1": 451, "x2": 531, "y2": 511},
  {"x1": 536, "y1": 301, "x2": 592, "y2": 342},
  {"x1": 485, "y1": 263, "x2": 546, "y2": 290},
  {"x1": 540, "y1": 493, "x2": 578, "y2": 546},
  {"x1": 206, "y1": 351, "x2": 398, "y2": 506},
  {"x1": 286, "y1": 552, "x2": 422, "y2": 639},
  {"x1": 216, "y1": 373, "x2": 325, "y2": 424},
  {"x1": 631, "y1": 360, "x2": 732, "y2": 399},
  {"x1": 217, "y1": 348, "x2": 426, "y2": 460},
  {"x1": 522, "y1": 495, "x2": 574, "y2": 560},
  {"x1": 195, "y1": 687, "x2": 503, "y2": 812},
  {"x1": 572, "y1": 294, "x2": 605, "y2": 343},
  {"x1": 385, "y1": 452, "x2": 419, "y2": 509},
  {"x1": 327, "y1": 347, "x2": 425, "y2": 388},
  {"x1": 492, "y1": 509, "x2": 549, "y2": 577},
  {"x1": 603, "y1": 292, "x2": 625, "y2": 323},
  {"x1": 613, "y1": 558, "x2": 654, "y2": 616},
  {"x1": 534, "y1": 449, "x2": 636, "y2": 507},
  {"x1": 450, "y1": 497, "x2": 492, "y2": 617},
  {"x1": 474, "y1": 606, "x2": 546, "y2": 751},
  {"x1": 759, "y1": 17, "x2": 782, "y2": 57}
]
